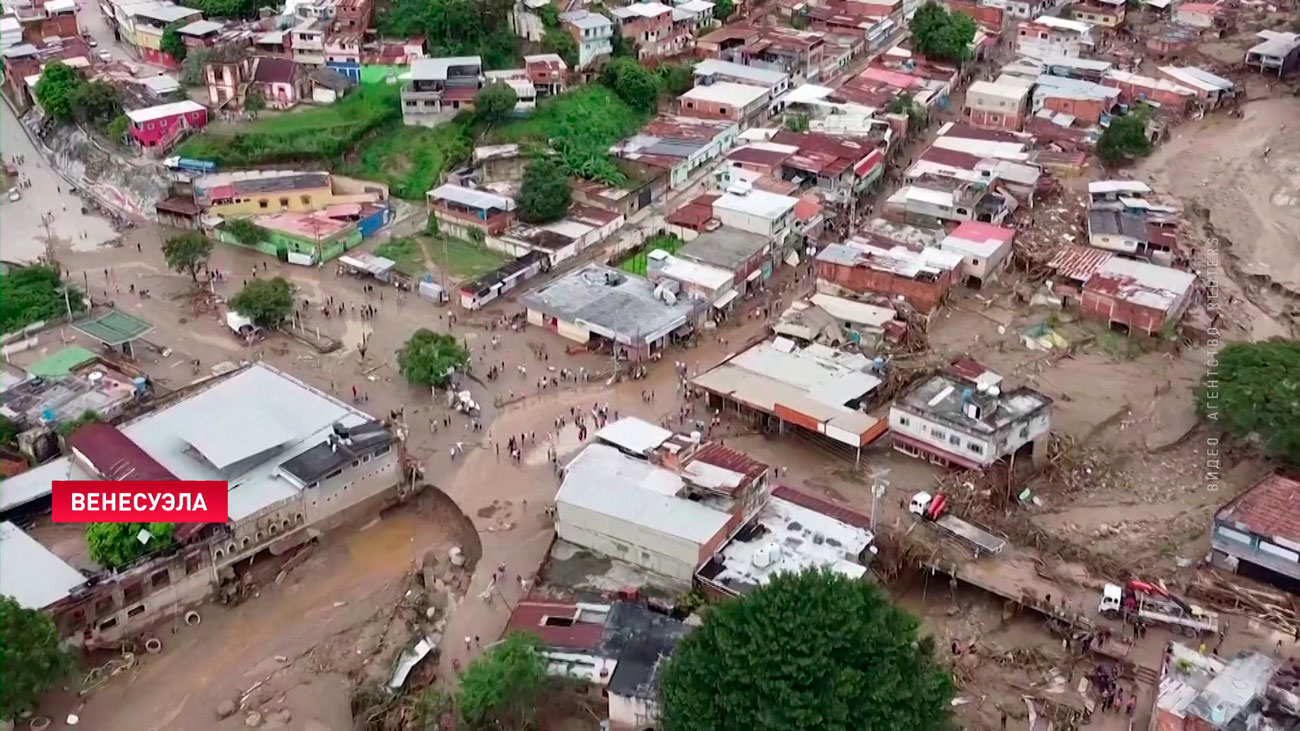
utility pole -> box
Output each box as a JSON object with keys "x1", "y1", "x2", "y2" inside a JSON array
[{"x1": 868, "y1": 466, "x2": 890, "y2": 534}]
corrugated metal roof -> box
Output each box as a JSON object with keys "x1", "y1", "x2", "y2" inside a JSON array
[{"x1": 0, "y1": 521, "x2": 85, "y2": 609}]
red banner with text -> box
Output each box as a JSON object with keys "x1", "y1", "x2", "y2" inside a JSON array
[{"x1": 52, "y1": 481, "x2": 228, "y2": 523}]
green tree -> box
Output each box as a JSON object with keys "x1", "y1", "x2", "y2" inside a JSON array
[
  {"x1": 163, "y1": 232, "x2": 213, "y2": 282},
  {"x1": 600, "y1": 57, "x2": 660, "y2": 113},
  {"x1": 425, "y1": 211, "x2": 441, "y2": 236},
  {"x1": 0, "y1": 266, "x2": 84, "y2": 334},
  {"x1": 161, "y1": 26, "x2": 187, "y2": 61},
  {"x1": 180, "y1": 46, "x2": 210, "y2": 86},
  {"x1": 0, "y1": 414, "x2": 19, "y2": 448},
  {"x1": 1196, "y1": 340, "x2": 1300, "y2": 463},
  {"x1": 86, "y1": 522, "x2": 175, "y2": 569},
  {"x1": 890, "y1": 91, "x2": 927, "y2": 128},
  {"x1": 517, "y1": 157, "x2": 572, "y2": 223},
  {"x1": 244, "y1": 89, "x2": 266, "y2": 112},
  {"x1": 229, "y1": 277, "x2": 295, "y2": 326},
  {"x1": 611, "y1": 33, "x2": 638, "y2": 59},
  {"x1": 475, "y1": 81, "x2": 519, "y2": 124},
  {"x1": 106, "y1": 114, "x2": 128, "y2": 142},
  {"x1": 908, "y1": 2, "x2": 976, "y2": 63},
  {"x1": 1096, "y1": 113, "x2": 1151, "y2": 165},
  {"x1": 0, "y1": 595, "x2": 72, "y2": 719},
  {"x1": 543, "y1": 26, "x2": 580, "y2": 67},
  {"x1": 374, "y1": 0, "x2": 519, "y2": 69},
  {"x1": 660, "y1": 569, "x2": 954, "y2": 731},
  {"x1": 397, "y1": 328, "x2": 469, "y2": 387},
  {"x1": 784, "y1": 114, "x2": 809, "y2": 132},
  {"x1": 226, "y1": 218, "x2": 268, "y2": 246},
  {"x1": 713, "y1": 0, "x2": 735, "y2": 20},
  {"x1": 34, "y1": 61, "x2": 82, "y2": 121},
  {"x1": 457, "y1": 632, "x2": 547, "y2": 729},
  {"x1": 70, "y1": 81, "x2": 121, "y2": 125},
  {"x1": 657, "y1": 63, "x2": 695, "y2": 96}
]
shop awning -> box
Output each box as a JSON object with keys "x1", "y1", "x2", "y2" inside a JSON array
[{"x1": 712, "y1": 289, "x2": 739, "y2": 309}]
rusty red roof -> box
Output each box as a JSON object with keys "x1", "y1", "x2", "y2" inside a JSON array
[
  {"x1": 686, "y1": 443, "x2": 769, "y2": 495},
  {"x1": 727, "y1": 145, "x2": 794, "y2": 166},
  {"x1": 919, "y1": 146, "x2": 984, "y2": 170},
  {"x1": 771, "y1": 485, "x2": 872, "y2": 530},
  {"x1": 66, "y1": 423, "x2": 179, "y2": 482},
  {"x1": 667, "y1": 203, "x2": 715, "y2": 228},
  {"x1": 1048, "y1": 245, "x2": 1113, "y2": 282},
  {"x1": 940, "y1": 123, "x2": 1025, "y2": 142},
  {"x1": 945, "y1": 357, "x2": 991, "y2": 384},
  {"x1": 1217, "y1": 472, "x2": 1300, "y2": 545},
  {"x1": 505, "y1": 600, "x2": 608, "y2": 650}
]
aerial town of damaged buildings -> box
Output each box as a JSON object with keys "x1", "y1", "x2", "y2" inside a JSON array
[{"x1": 0, "y1": 0, "x2": 1297, "y2": 722}]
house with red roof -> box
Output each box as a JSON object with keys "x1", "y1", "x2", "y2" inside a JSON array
[
  {"x1": 938, "y1": 221, "x2": 1015, "y2": 288},
  {"x1": 1212, "y1": 472, "x2": 1300, "y2": 593}
]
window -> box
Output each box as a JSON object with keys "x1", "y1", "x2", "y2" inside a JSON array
[
  {"x1": 949, "y1": 434, "x2": 961, "y2": 446},
  {"x1": 150, "y1": 569, "x2": 171, "y2": 590},
  {"x1": 126, "y1": 604, "x2": 147, "y2": 618},
  {"x1": 259, "y1": 199, "x2": 269, "y2": 209},
  {"x1": 719, "y1": 107, "x2": 729, "y2": 115},
  {"x1": 325, "y1": 468, "x2": 343, "y2": 480},
  {"x1": 300, "y1": 195, "x2": 311, "y2": 205},
  {"x1": 98, "y1": 617, "x2": 119, "y2": 631},
  {"x1": 544, "y1": 616, "x2": 575, "y2": 627},
  {"x1": 279, "y1": 197, "x2": 290, "y2": 207},
  {"x1": 94, "y1": 596, "x2": 115, "y2": 618},
  {"x1": 123, "y1": 580, "x2": 144, "y2": 604},
  {"x1": 897, "y1": 416, "x2": 909, "y2": 426},
  {"x1": 185, "y1": 552, "x2": 201, "y2": 575},
  {"x1": 967, "y1": 442, "x2": 984, "y2": 455},
  {"x1": 1019, "y1": 426, "x2": 1029, "y2": 438},
  {"x1": 929, "y1": 426, "x2": 945, "y2": 438},
  {"x1": 972, "y1": 258, "x2": 981, "y2": 266}
]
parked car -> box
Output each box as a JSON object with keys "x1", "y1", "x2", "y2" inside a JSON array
[
  {"x1": 98, "y1": 49, "x2": 112, "y2": 62},
  {"x1": 86, "y1": 37, "x2": 98, "y2": 47},
  {"x1": 8, "y1": 187, "x2": 21, "y2": 202}
]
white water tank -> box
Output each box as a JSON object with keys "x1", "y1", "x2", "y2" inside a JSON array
[{"x1": 751, "y1": 541, "x2": 780, "y2": 569}]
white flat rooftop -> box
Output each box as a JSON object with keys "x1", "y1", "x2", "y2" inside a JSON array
[
  {"x1": 680, "y1": 81, "x2": 769, "y2": 108},
  {"x1": 704, "y1": 491, "x2": 872, "y2": 593},
  {"x1": 1, "y1": 521, "x2": 85, "y2": 609},
  {"x1": 557, "y1": 444, "x2": 732, "y2": 545},
  {"x1": 596, "y1": 417, "x2": 673, "y2": 456}
]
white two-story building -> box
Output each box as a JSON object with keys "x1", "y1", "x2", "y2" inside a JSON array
[{"x1": 889, "y1": 364, "x2": 1052, "y2": 470}]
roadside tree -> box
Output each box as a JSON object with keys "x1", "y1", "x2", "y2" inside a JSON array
[
  {"x1": 226, "y1": 218, "x2": 268, "y2": 246},
  {"x1": 229, "y1": 277, "x2": 295, "y2": 326},
  {"x1": 163, "y1": 232, "x2": 213, "y2": 282},
  {"x1": 397, "y1": 328, "x2": 469, "y2": 387},
  {"x1": 0, "y1": 596, "x2": 71, "y2": 720},
  {"x1": 457, "y1": 632, "x2": 548, "y2": 729},
  {"x1": 660, "y1": 568, "x2": 954, "y2": 731}
]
